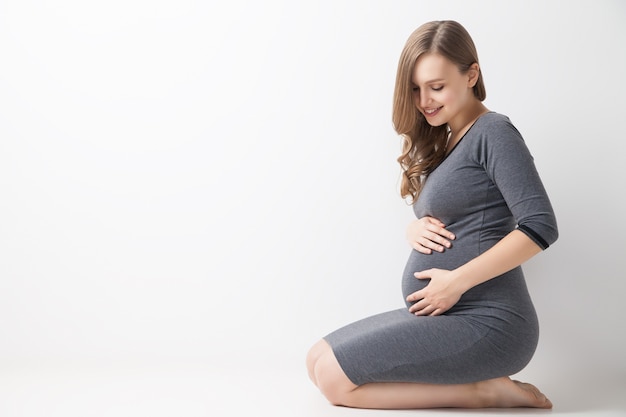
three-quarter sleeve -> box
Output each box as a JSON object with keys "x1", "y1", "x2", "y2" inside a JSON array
[{"x1": 475, "y1": 117, "x2": 558, "y2": 249}]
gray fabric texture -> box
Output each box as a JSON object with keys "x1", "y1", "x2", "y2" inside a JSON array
[{"x1": 324, "y1": 112, "x2": 558, "y2": 385}]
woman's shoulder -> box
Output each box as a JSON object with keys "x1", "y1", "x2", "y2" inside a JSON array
[
  {"x1": 466, "y1": 111, "x2": 528, "y2": 162},
  {"x1": 475, "y1": 111, "x2": 515, "y2": 129},
  {"x1": 473, "y1": 111, "x2": 522, "y2": 140}
]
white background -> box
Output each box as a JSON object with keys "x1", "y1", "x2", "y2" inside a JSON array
[{"x1": 1, "y1": 0, "x2": 625, "y2": 415}]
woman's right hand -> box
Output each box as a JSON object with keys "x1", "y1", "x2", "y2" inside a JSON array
[{"x1": 406, "y1": 217, "x2": 455, "y2": 254}]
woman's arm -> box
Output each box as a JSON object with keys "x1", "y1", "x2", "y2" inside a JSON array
[
  {"x1": 451, "y1": 229, "x2": 542, "y2": 293},
  {"x1": 407, "y1": 229, "x2": 541, "y2": 316}
]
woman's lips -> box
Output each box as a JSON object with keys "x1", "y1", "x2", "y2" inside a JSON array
[{"x1": 423, "y1": 106, "x2": 442, "y2": 117}]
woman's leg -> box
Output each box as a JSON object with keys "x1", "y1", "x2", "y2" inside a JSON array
[
  {"x1": 305, "y1": 339, "x2": 329, "y2": 387},
  {"x1": 306, "y1": 339, "x2": 552, "y2": 410}
]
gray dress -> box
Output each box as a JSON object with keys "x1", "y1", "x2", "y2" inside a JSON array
[{"x1": 324, "y1": 112, "x2": 558, "y2": 385}]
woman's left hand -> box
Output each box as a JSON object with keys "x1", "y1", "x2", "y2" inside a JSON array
[{"x1": 406, "y1": 268, "x2": 464, "y2": 316}]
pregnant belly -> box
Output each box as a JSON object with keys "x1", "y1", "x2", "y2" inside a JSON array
[
  {"x1": 400, "y1": 244, "x2": 477, "y2": 308},
  {"x1": 400, "y1": 241, "x2": 531, "y2": 314}
]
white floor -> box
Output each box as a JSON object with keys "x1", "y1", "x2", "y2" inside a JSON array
[{"x1": 1, "y1": 356, "x2": 625, "y2": 417}]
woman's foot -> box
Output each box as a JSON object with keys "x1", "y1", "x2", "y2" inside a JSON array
[{"x1": 478, "y1": 377, "x2": 553, "y2": 409}]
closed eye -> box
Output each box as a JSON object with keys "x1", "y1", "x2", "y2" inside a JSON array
[{"x1": 412, "y1": 85, "x2": 443, "y2": 92}]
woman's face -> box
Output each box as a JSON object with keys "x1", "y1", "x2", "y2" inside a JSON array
[{"x1": 411, "y1": 53, "x2": 478, "y2": 130}]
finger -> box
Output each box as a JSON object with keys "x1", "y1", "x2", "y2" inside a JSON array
[
  {"x1": 434, "y1": 227, "x2": 455, "y2": 241},
  {"x1": 426, "y1": 236, "x2": 447, "y2": 252},
  {"x1": 425, "y1": 222, "x2": 455, "y2": 241},
  {"x1": 415, "y1": 304, "x2": 436, "y2": 316},
  {"x1": 406, "y1": 290, "x2": 423, "y2": 303},
  {"x1": 418, "y1": 232, "x2": 452, "y2": 252},
  {"x1": 418, "y1": 231, "x2": 451, "y2": 251},
  {"x1": 431, "y1": 231, "x2": 453, "y2": 247},
  {"x1": 412, "y1": 242, "x2": 433, "y2": 254},
  {"x1": 419, "y1": 234, "x2": 444, "y2": 252},
  {"x1": 425, "y1": 217, "x2": 446, "y2": 227},
  {"x1": 408, "y1": 299, "x2": 426, "y2": 314},
  {"x1": 417, "y1": 236, "x2": 445, "y2": 252},
  {"x1": 425, "y1": 231, "x2": 453, "y2": 248},
  {"x1": 414, "y1": 270, "x2": 433, "y2": 279}
]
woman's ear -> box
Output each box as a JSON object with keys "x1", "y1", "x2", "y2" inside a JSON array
[{"x1": 467, "y1": 63, "x2": 480, "y2": 88}]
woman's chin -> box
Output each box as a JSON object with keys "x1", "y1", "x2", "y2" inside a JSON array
[{"x1": 426, "y1": 120, "x2": 446, "y2": 127}]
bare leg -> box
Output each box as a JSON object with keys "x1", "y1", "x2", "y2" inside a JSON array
[
  {"x1": 305, "y1": 339, "x2": 328, "y2": 387},
  {"x1": 306, "y1": 339, "x2": 553, "y2": 410}
]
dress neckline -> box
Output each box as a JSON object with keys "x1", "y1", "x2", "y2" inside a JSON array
[{"x1": 441, "y1": 111, "x2": 493, "y2": 162}]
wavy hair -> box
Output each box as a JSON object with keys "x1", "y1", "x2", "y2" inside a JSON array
[{"x1": 392, "y1": 20, "x2": 486, "y2": 203}]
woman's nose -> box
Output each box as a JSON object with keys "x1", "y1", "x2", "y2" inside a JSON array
[{"x1": 420, "y1": 91, "x2": 431, "y2": 108}]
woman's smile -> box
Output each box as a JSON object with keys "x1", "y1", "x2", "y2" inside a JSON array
[{"x1": 423, "y1": 106, "x2": 443, "y2": 117}]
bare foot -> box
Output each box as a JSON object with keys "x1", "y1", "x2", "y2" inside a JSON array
[{"x1": 478, "y1": 377, "x2": 553, "y2": 409}]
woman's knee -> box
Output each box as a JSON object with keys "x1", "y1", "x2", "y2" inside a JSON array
[
  {"x1": 306, "y1": 339, "x2": 330, "y2": 385},
  {"x1": 313, "y1": 349, "x2": 357, "y2": 406}
]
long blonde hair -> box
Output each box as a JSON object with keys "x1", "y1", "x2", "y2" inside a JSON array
[{"x1": 392, "y1": 20, "x2": 486, "y2": 203}]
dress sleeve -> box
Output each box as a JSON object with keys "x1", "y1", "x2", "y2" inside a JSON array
[{"x1": 475, "y1": 116, "x2": 558, "y2": 249}]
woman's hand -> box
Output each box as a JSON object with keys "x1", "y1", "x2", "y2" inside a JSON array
[
  {"x1": 406, "y1": 217, "x2": 455, "y2": 254},
  {"x1": 406, "y1": 268, "x2": 464, "y2": 316}
]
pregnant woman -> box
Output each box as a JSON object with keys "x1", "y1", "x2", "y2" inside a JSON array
[{"x1": 305, "y1": 20, "x2": 558, "y2": 409}]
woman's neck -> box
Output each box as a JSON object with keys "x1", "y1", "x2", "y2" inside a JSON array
[{"x1": 446, "y1": 103, "x2": 489, "y2": 154}]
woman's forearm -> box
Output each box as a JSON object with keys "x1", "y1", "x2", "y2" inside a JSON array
[{"x1": 452, "y1": 230, "x2": 543, "y2": 294}]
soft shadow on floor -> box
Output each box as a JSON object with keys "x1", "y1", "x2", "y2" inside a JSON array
[
  {"x1": 543, "y1": 369, "x2": 626, "y2": 414},
  {"x1": 303, "y1": 366, "x2": 626, "y2": 417}
]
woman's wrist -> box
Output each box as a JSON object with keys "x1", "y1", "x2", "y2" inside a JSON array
[{"x1": 449, "y1": 268, "x2": 473, "y2": 295}]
